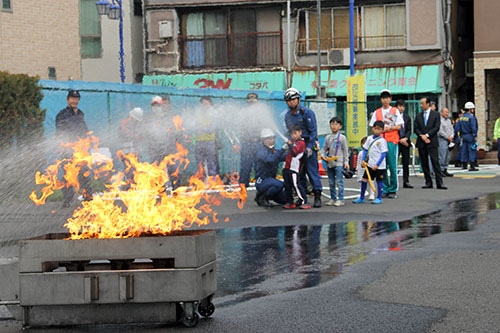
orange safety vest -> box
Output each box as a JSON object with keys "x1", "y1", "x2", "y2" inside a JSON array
[{"x1": 375, "y1": 107, "x2": 400, "y2": 144}]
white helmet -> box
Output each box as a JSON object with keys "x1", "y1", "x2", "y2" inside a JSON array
[
  {"x1": 284, "y1": 88, "x2": 301, "y2": 101},
  {"x1": 129, "y1": 107, "x2": 144, "y2": 121},
  {"x1": 151, "y1": 95, "x2": 163, "y2": 105},
  {"x1": 261, "y1": 128, "x2": 275, "y2": 139},
  {"x1": 464, "y1": 101, "x2": 475, "y2": 109}
]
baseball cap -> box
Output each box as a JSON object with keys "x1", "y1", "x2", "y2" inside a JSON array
[
  {"x1": 151, "y1": 96, "x2": 163, "y2": 105},
  {"x1": 380, "y1": 89, "x2": 391, "y2": 98},
  {"x1": 67, "y1": 90, "x2": 80, "y2": 98}
]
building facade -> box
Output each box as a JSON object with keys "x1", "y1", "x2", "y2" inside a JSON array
[
  {"x1": 142, "y1": 0, "x2": 450, "y2": 108},
  {"x1": 473, "y1": 0, "x2": 500, "y2": 148},
  {"x1": 0, "y1": 0, "x2": 144, "y2": 83},
  {"x1": 0, "y1": 0, "x2": 82, "y2": 80}
]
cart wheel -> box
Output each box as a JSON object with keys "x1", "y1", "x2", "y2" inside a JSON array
[
  {"x1": 181, "y1": 312, "x2": 199, "y2": 328},
  {"x1": 198, "y1": 302, "x2": 215, "y2": 317}
]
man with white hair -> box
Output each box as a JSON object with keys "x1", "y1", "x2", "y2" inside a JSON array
[{"x1": 437, "y1": 107, "x2": 454, "y2": 177}]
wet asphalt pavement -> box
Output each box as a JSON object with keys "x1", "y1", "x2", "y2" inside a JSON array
[{"x1": 1, "y1": 166, "x2": 500, "y2": 331}]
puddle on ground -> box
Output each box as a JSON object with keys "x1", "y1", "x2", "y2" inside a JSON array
[{"x1": 214, "y1": 193, "x2": 500, "y2": 307}]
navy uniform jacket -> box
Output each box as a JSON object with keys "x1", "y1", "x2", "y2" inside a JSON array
[
  {"x1": 457, "y1": 112, "x2": 477, "y2": 138},
  {"x1": 254, "y1": 144, "x2": 287, "y2": 180},
  {"x1": 282, "y1": 105, "x2": 318, "y2": 149},
  {"x1": 55, "y1": 107, "x2": 88, "y2": 141}
]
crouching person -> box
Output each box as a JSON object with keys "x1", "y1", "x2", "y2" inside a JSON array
[{"x1": 254, "y1": 128, "x2": 287, "y2": 207}]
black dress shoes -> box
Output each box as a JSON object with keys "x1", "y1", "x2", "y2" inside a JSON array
[
  {"x1": 437, "y1": 185, "x2": 448, "y2": 190},
  {"x1": 403, "y1": 183, "x2": 414, "y2": 188},
  {"x1": 422, "y1": 184, "x2": 433, "y2": 189}
]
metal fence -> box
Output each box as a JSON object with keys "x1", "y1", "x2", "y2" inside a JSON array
[
  {"x1": 178, "y1": 31, "x2": 282, "y2": 68},
  {"x1": 39, "y1": 80, "x2": 422, "y2": 178}
]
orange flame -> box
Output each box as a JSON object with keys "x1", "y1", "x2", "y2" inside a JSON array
[{"x1": 31, "y1": 133, "x2": 246, "y2": 239}]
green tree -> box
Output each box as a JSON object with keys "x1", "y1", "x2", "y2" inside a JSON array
[{"x1": 0, "y1": 71, "x2": 46, "y2": 148}]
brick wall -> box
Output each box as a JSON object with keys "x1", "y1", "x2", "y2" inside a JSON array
[
  {"x1": 473, "y1": 56, "x2": 500, "y2": 147},
  {"x1": 0, "y1": 0, "x2": 81, "y2": 80}
]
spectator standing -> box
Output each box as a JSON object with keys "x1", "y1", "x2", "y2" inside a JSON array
[
  {"x1": 437, "y1": 108, "x2": 454, "y2": 177},
  {"x1": 320, "y1": 117, "x2": 349, "y2": 206},
  {"x1": 414, "y1": 97, "x2": 446, "y2": 189},
  {"x1": 396, "y1": 99, "x2": 413, "y2": 188},
  {"x1": 494, "y1": 115, "x2": 500, "y2": 165},
  {"x1": 369, "y1": 89, "x2": 404, "y2": 199}
]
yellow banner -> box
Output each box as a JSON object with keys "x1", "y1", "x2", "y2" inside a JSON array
[{"x1": 346, "y1": 75, "x2": 367, "y2": 147}]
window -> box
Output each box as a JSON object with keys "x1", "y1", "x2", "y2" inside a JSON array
[
  {"x1": 298, "y1": 4, "x2": 406, "y2": 53},
  {"x1": 362, "y1": 5, "x2": 406, "y2": 50},
  {"x1": 179, "y1": 8, "x2": 282, "y2": 69},
  {"x1": 2, "y1": 0, "x2": 12, "y2": 11},
  {"x1": 48, "y1": 67, "x2": 57, "y2": 80},
  {"x1": 80, "y1": 0, "x2": 101, "y2": 58},
  {"x1": 300, "y1": 8, "x2": 360, "y2": 53}
]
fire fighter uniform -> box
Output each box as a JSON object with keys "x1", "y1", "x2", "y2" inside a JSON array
[
  {"x1": 254, "y1": 143, "x2": 287, "y2": 206},
  {"x1": 282, "y1": 105, "x2": 323, "y2": 204},
  {"x1": 456, "y1": 111, "x2": 478, "y2": 169}
]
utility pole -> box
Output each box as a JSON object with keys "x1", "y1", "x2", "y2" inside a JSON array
[{"x1": 316, "y1": 0, "x2": 322, "y2": 98}]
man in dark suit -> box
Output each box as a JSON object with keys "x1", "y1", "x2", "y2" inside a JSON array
[
  {"x1": 396, "y1": 100, "x2": 413, "y2": 188},
  {"x1": 414, "y1": 97, "x2": 447, "y2": 190}
]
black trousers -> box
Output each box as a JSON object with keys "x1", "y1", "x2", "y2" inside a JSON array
[
  {"x1": 418, "y1": 145, "x2": 443, "y2": 187},
  {"x1": 283, "y1": 168, "x2": 308, "y2": 205},
  {"x1": 399, "y1": 143, "x2": 410, "y2": 184}
]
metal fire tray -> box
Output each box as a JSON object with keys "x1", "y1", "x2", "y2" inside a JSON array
[{"x1": 18, "y1": 230, "x2": 216, "y2": 328}]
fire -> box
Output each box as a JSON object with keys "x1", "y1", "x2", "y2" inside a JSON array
[{"x1": 31, "y1": 129, "x2": 246, "y2": 239}]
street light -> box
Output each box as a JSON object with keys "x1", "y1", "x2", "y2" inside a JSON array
[
  {"x1": 107, "y1": 3, "x2": 121, "y2": 20},
  {"x1": 96, "y1": 0, "x2": 110, "y2": 16},
  {"x1": 95, "y1": 0, "x2": 125, "y2": 83}
]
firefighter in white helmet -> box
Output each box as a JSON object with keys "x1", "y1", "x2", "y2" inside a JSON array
[
  {"x1": 253, "y1": 128, "x2": 288, "y2": 207},
  {"x1": 456, "y1": 101, "x2": 478, "y2": 171}
]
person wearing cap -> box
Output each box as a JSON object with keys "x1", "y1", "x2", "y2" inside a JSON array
[
  {"x1": 55, "y1": 90, "x2": 92, "y2": 207},
  {"x1": 119, "y1": 107, "x2": 145, "y2": 156},
  {"x1": 437, "y1": 108, "x2": 455, "y2": 177},
  {"x1": 458, "y1": 102, "x2": 478, "y2": 171},
  {"x1": 254, "y1": 128, "x2": 287, "y2": 207},
  {"x1": 282, "y1": 87, "x2": 323, "y2": 208},
  {"x1": 239, "y1": 93, "x2": 263, "y2": 188},
  {"x1": 56, "y1": 90, "x2": 88, "y2": 142},
  {"x1": 369, "y1": 89, "x2": 404, "y2": 199}
]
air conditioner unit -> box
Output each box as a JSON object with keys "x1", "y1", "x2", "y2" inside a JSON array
[
  {"x1": 327, "y1": 48, "x2": 350, "y2": 67},
  {"x1": 159, "y1": 20, "x2": 173, "y2": 39},
  {"x1": 465, "y1": 58, "x2": 473, "y2": 77}
]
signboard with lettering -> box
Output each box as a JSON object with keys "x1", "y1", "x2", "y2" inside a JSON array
[
  {"x1": 346, "y1": 75, "x2": 367, "y2": 147},
  {"x1": 293, "y1": 65, "x2": 441, "y2": 97},
  {"x1": 143, "y1": 71, "x2": 286, "y2": 91}
]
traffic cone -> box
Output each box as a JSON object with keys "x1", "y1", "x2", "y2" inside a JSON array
[{"x1": 318, "y1": 157, "x2": 327, "y2": 176}]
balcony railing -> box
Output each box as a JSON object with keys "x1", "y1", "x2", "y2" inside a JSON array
[
  {"x1": 297, "y1": 34, "x2": 407, "y2": 54},
  {"x1": 179, "y1": 31, "x2": 282, "y2": 69}
]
